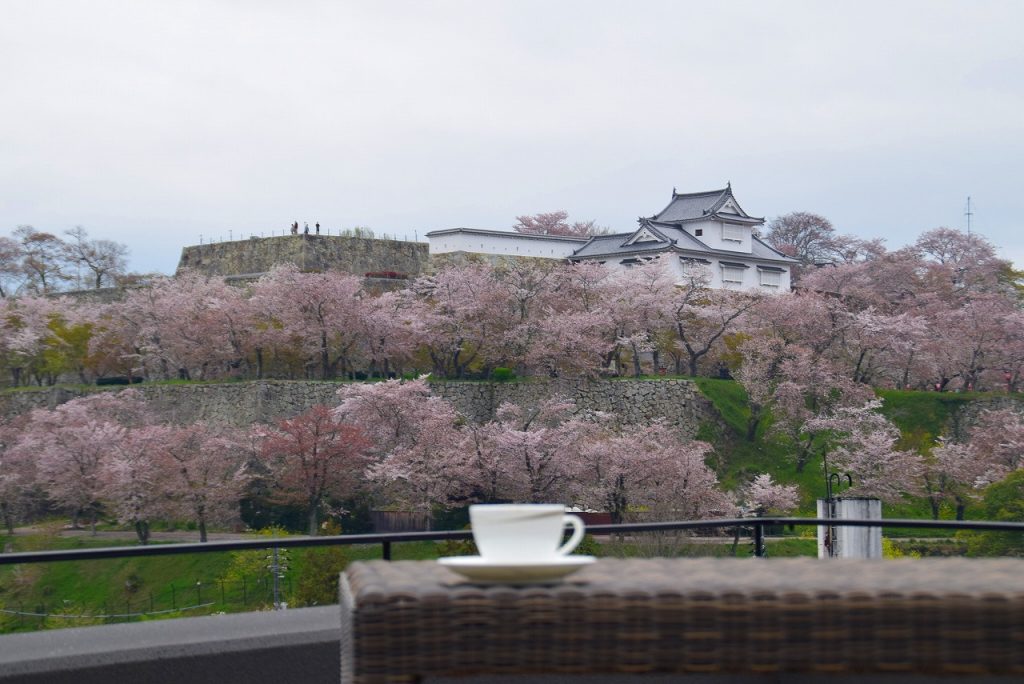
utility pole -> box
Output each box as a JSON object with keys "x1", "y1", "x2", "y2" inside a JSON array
[{"x1": 965, "y1": 196, "x2": 973, "y2": 237}]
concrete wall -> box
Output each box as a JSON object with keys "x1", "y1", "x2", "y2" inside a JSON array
[
  {"x1": 428, "y1": 229, "x2": 585, "y2": 259},
  {"x1": 176, "y1": 235, "x2": 430, "y2": 279},
  {"x1": 0, "y1": 606, "x2": 340, "y2": 684}
]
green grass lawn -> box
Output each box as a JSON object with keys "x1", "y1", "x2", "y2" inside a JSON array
[{"x1": 691, "y1": 378, "x2": 994, "y2": 523}]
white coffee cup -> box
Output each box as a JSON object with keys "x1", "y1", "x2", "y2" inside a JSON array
[{"x1": 469, "y1": 504, "x2": 586, "y2": 562}]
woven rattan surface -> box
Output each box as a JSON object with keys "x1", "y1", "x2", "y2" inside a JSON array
[{"x1": 339, "y1": 558, "x2": 1024, "y2": 683}]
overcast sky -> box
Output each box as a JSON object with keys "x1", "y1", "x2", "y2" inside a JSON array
[{"x1": 3, "y1": 1, "x2": 1023, "y2": 275}]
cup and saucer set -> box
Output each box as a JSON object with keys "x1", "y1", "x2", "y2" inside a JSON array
[{"x1": 438, "y1": 504, "x2": 596, "y2": 583}]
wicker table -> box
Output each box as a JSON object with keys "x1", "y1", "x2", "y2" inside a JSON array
[{"x1": 340, "y1": 558, "x2": 1024, "y2": 683}]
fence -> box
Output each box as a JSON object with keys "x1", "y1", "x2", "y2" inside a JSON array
[
  {"x1": 0, "y1": 575, "x2": 294, "y2": 629},
  {"x1": 1, "y1": 517, "x2": 1022, "y2": 630}
]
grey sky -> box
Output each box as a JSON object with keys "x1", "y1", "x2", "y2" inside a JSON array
[{"x1": 3, "y1": 1, "x2": 1023, "y2": 275}]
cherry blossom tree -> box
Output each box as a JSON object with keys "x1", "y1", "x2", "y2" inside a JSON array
[
  {"x1": 739, "y1": 473, "x2": 800, "y2": 516},
  {"x1": 804, "y1": 400, "x2": 923, "y2": 502},
  {"x1": 249, "y1": 265, "x2": 367, "y2": 380},
  {"x1": 0, "y1": 294, "x2": 58, "y2": 386},
  {"x1": 463, "y1": 398, "x2": 593, "y2": 504},
  {"x1": 512, "y1": 211, "x2": 603, "y2": 237},
  {"x1": 606, "y1": 259, "x2": 675, "y2": 377},
  {"x1": 924, "y1": 440, "x2": 988, "y2": 520},
  {"x1": 761, "y1": 212, "x2": 867, "y2": 280},
  {"x1": 965, "y1": 408, "x2": 1024, "y2": 485},
  {"x1": 15, "y1": 397, "x2": 125, "y2": 532},
  {"x1": 107, "y1": 271, "x2": 249, "y2": 381},
  {"x1": 729, "y1": 473, "x2": 799, "y2": 555},
  {"x1": 257, "y1": 405, "x2": 371, "y2": 535},
  {"x1": 335, "y1": 378, "x2": 469, "y2": 512},
  {"x1": 532, "y1": 262, "x2": 618, "y2": 375},
  {"x1": 669, "y1": 284, "x2": 760, "y2": 377},
  {"x1": 0, "y1": 416, "x2": 35, "y2": 533},
  {"x1": 571, "y1": 421, "x2": 728, "y2": 523},
  {"x1": 353, "y1": 290, "x2": 421, "y2": 379},
  {"x1": 771, "y1": 348, "x2": 874, "y2": 472},
  {"x1": 406, "y1": 264, "x2": 509, "y2": 378},
  {"x1": 160, "y1": 422, "x2": 249, "y2": 542},
  {"x1": 102, "y1": 423, "x2": 175, "y2": 544}
]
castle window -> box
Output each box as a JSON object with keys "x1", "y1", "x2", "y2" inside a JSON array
[
  {"x1": 722, "y1": 225, "x2": 744, "y2": 242},
  {"x1": 695, "y1": 228, "x2": 703, "y2": 236},
  {"x1": 721, "y1": 265, "x2": 745, "y2": 285},
  {"x1": 758, "y1": 266, "x2": 784, "y2": 288}
]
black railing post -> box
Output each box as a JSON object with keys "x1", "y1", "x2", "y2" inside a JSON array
[
  {"x1": 382, "y1": 540, "x2": 392, "y2": 560},
  {"x1": 753, "y1": 521, "x2": 765, "y2": 558}
]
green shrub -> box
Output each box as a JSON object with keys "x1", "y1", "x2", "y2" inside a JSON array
[
  {"x1": 962, "y1": 471, "x2": 1024, "y2": 557},
  {"x1": 491, "y1": 367, "x2": 516, "y2": 382},
  {"x1": 293, "y1": 546, "x2": 349, "y2": 606},
  {"x1": 573, "y1": 534, "x2": 602, "y2": 557}
]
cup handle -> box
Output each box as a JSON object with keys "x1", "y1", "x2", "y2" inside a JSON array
[{"x1": 556, "y1": 514, "x2": 586, "y2": 556}]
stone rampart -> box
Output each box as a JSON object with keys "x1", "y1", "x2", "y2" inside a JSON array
[
  {"x1": 0, "y1": 379, "x2": 720, "y2": 435},
  {"x1": 429, "y1": 379, "x2": 718, "y2": 437},
  {"x1": 6, "y1": 381, "x2": 1020, "y2": 438},
  {"x1": 176, "y1": 235, "x2": 430, "y2": 279}
]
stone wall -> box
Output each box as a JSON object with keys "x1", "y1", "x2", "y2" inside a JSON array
[
  {"x1": 7, "y1": 380, "x2": 1020, "y2": 438},
  {"x1": 430, "y1": 379, "x2": 719, "y2": 437},
  {"x1": 176, "y1": 235, "x2": 430, "y2": 279},
  {"x1": 0, "y1": 379, "x2": 721, "y2": 436}
]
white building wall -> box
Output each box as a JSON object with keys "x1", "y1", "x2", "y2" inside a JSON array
[
  {"x1": 683, "y1": 219, "x2": 752, "y2": 254},
  {"x1": 607, "y1": 255, "x2": 790, "y2": 294},
  {"x1": 428, "y1": 231, "x2": 582, "y2": 259},
  {"x1": 429, "y1": 230, "x2": 791, "y2": 293}
]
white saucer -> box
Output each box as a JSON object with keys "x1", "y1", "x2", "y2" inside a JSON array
[{"x1": 437, "y1": 555, "x2": 596, "y2": 584}]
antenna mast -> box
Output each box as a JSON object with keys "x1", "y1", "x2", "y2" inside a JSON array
[{"x1": 965, "y1": 196, "x2": 973, "y2": 236}]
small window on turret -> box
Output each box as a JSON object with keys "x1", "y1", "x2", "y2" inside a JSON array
[{"x1": 695, "y1": 229, "x2": 703, "y2": 236}]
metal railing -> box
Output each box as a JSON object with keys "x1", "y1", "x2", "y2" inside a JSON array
[{"x1": 2, "y1": 517, "x2": 1022, "y2": 566}]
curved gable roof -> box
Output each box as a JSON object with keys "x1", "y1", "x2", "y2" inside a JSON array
[{"x1": 649, "y1": 184, "x2": 764, "y2": 224}]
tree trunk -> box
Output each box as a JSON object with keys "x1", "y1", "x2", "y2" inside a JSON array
[
  {"x1": 1, "y1": 503, "x2": 13, "y2": 535},
  {"x1": 308, "y1": 507, "x2": 319, "y2": 536},
  {"x1": 320, "y1": 331, "x2": 330, "y2": 379},
  {"x1": 199, "y1": 517, "x2": 208, "y2": 543},
  {"x1": 255, "y1": 347, "x2": 264, "y2": 379},
  {"x1": 955, "y1": 500, "x2": 966, "y2": 521},
  {"x1": 90, "y1": 510, "x2": 98, "y2": 536},
  {"x1": 745, "y1": 408, "x2": 761, "y2": 442},
  {"x1": 135, "y1": 521, "x2": 150, "y2": 545}
]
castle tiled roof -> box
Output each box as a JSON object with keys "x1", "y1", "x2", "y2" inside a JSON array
[
  {"x1": 650, "y1": 185, "x2": 763, "y2": 224},
  {"x1": 570, "y1": 218, "x2": 797, "y2": 264}
]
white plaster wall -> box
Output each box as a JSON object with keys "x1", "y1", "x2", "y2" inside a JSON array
[
  {"x1": 684, "y1": 220, "x2": 752, "y2": 254},
  {"x1": 598, "y1": 253, "x2": 790, "y2": 290},
  {"x1": 429, "y1": 231, "x2": 581, "y2": 259}
]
